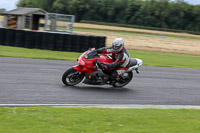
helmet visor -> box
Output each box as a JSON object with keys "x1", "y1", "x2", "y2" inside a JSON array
[{"x1": 113, "y1": 45, "x2": 121, "y2": 50}]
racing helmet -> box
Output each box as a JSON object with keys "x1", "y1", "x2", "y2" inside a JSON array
[{"x1": 112, "y1": 38, "x2": 124, "y2": 53}]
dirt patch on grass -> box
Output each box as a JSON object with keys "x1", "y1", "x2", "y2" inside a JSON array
[
  {"x1": 74, "y1": 31, "x2": 200, "y2": 56},
  {"x1": 74, "y1": 23, "x2": 200, "y2": 56},
  {"x1": 74, "y1": 23, "x2": 200, "y2": 39}
]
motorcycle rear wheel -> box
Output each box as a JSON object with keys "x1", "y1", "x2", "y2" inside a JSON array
[
  {"x1": 62, "y1": 68, "x2": 84, "y2": 86},
  {"x1": 113, "y1": 72, "x2": 133, "y2": 87}
]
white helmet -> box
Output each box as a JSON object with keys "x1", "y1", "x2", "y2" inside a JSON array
[{"x1": 112, "y1": 38, "x2": 124, "y2": 53}]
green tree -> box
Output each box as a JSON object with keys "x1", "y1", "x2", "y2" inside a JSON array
[
  {"x1": 17, "y1": 0, "x2": 55, "y2": 12},
  {"x1": 16, "y1": 0, "x2": 200, "y2": 32},
  {"x1": 0, "y1": 8, "x2": 6, "y2": 13}
]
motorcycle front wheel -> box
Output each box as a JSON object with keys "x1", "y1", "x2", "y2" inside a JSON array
[
  {"x1": 62, "y1": 67, "x2": 84, "y2": 86},
  {"x1": 113, "y1": 72, "x2": 133, "y2": 87}
]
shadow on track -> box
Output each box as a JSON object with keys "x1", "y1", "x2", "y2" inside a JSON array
[{"x1": 61, "y1": 85, "x2": 133, "y2": 93}]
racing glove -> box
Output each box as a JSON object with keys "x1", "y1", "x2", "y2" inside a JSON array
[{"x1": 100, "y1": 64, "x2": 109, "y2": 70}]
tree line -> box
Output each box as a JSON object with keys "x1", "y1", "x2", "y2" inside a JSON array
[{"x1": 17, "y1": 0, "x2": 200, "y2": 32}]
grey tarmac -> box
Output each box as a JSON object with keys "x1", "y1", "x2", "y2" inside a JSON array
[{"x1": 0, "y1": 57, "x2": 200, "y2": 106}]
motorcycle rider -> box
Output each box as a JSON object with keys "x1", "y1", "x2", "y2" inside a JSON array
[{"x1": 96, "y1": 38, "x2": 131, "y2": 81}]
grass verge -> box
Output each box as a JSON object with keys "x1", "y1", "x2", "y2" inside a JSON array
[
  {"x1": 0, "y1": 45, "x2": 200, "y2": 69},
  {"x1": 0, "y1": 107, "x2": 200, "y2": 133},
  {"x1": 0, "y1": 45, "x2": 80, "y2": 61}
]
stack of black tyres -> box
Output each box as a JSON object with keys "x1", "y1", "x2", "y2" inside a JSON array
[
  {"x1": 72, "y1": 34, "x2": 81, "y2": 52},
  {"x1": 0, "y1": 28, "x2": 6, "y2": 45},
  {"x1": 24, "y1": 30, "x2": 36, "y2": 48},
  {"x1": 88, "y1": 35, "x2": 97, "y2": 49},
  {"x1": 54, "y1": 32, "x2": 64, "y2": 51},
  {"x1": 34, "y1": 31, "x2": 43, "y2": 49},
  {"x1": 15, "y1": 29, "x2": 25, "y2": 47},
  {"x1": 79, "y1": 35, "x2": 89, "y2": 52},
  {"x1": 5, "y1": 28, "x2": 16, "y2": 46},
  {"x1": 95, "y1": 36, "x2": 102, "y2": 49},
  {"x1": 41, "y1": 31, "x2": 55, "y2": 50},
  {"x1": 99, "y1": 36, "x2": 106, "y2": 48},
  {"x1": 63, "y1": 33, "x2": 72, "y2": 51}
]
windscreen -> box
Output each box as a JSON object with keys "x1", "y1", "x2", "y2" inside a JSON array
[{"x1": 84, "y1": 49, "x2": 99, "y2": 59}]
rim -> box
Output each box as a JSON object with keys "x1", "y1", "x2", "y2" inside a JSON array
[
  {"x1": 65, "y1": 71, "x2": 83, "y2": 85},
  {"x1": 114, "y1": 73, "x2": 132, "y2": 87}
]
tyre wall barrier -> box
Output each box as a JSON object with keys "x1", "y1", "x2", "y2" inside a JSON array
[
  {"x1": 5, "y1": 28, "x2": 16, "y2": 46},
  {"x1": 24, "y1": 30, "x2": 36, "y2": 48},
  {"x1": 0, "y1": 28, "x2": 106, "y2": 52},
  {"x1": 0, "y1": 28, "x2": 6, "y2": 45},
  {"x1": 15, "y1": 30, "x2": 25, "y2": 47}
]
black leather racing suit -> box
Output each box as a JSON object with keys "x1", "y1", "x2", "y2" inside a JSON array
[{"x1": 97, "y1": 47, "x2": 130, "y2": 78}]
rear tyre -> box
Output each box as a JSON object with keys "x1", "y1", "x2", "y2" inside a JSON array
[
  {"x1": 112, "y1": 72, "x2": 133, "y2": 87},
  {"x1": 62, "y1": 68, "x2": 84, "y2": 86}
]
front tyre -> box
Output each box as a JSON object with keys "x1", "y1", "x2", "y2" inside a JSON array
[
  {"x1": 62, "y1": 68, "x2": 84, "y2": 86},
  {"x1": 113, "y1": 72, "x2": 133, "y2": 87}
]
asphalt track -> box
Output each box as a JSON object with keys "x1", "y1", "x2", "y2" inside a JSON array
[{"x1": 0, "y1": 57, "x2": 200, "y2": 105}]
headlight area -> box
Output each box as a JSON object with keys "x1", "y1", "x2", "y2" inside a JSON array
[{"x1": 78, "y1": 58, "x2": 85, "y2": 66}]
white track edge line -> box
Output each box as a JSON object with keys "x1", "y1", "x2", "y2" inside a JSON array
[{"x1": 1, "y1": 104, "x2": 200, "y2": 109}]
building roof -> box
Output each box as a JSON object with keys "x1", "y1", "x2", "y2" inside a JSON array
[{"x1": 1, "y1": 7, "x2": 47, "y2": 16}]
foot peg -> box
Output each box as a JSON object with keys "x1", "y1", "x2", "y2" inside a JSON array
[{"x1": 135, "y1": 69, "x2": 140, "y2": 74}]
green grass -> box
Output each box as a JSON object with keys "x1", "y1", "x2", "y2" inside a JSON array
[
  {"x1": 0, "y1": 107, "x2": 200, "y2": 133},
  {"x1": 0, "y1": 45, "x2": 81, "y2": 61},
  {"x1": 0, "y1": 45, "x2": 200, "y2": 69},
  {"x1": 129, "y1": 50, "x2": 200, "y2": 69}
]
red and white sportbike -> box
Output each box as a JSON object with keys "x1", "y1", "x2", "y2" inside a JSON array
[{"x1": 62, "y1": 48, "x2": 142, "y2": 87}]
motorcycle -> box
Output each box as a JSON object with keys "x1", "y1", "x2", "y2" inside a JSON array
[{"x1": 62, "y1": 48, "x2": 142, "y2": 87}]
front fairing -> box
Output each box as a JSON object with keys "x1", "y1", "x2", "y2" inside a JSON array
[
  {"x1": 77, "y1": 48, "x2": 113, "y2": 73},
  {"x1": 77, "y1": 51, "x2": 96, "y2": 70}
]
